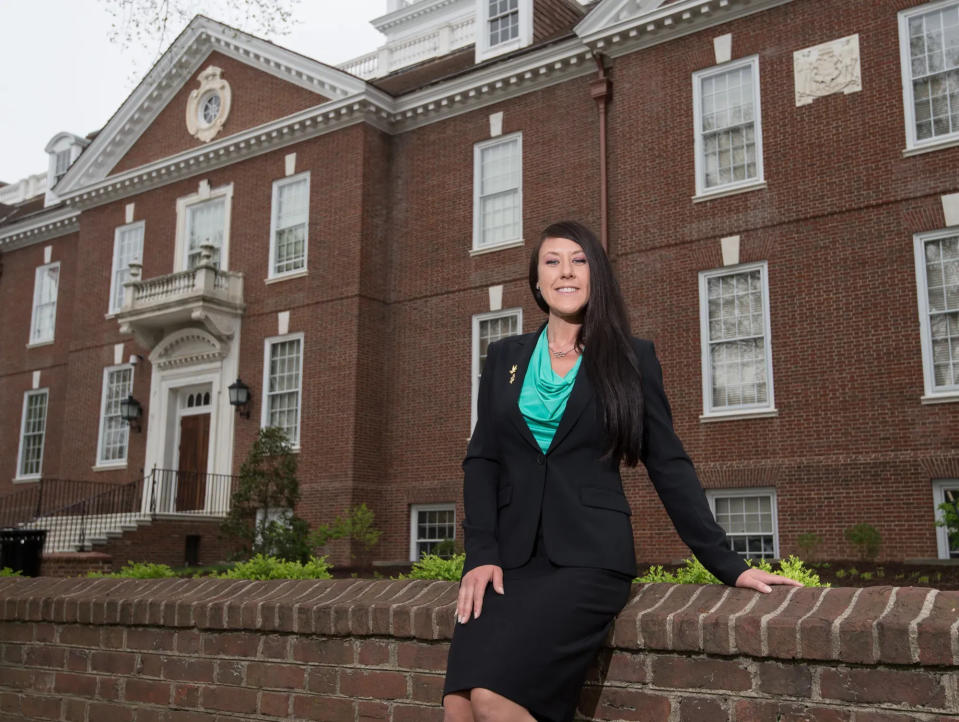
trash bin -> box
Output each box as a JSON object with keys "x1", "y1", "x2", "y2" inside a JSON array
[{"x1": 0, "y1": 528, "x2": 47, "y2": 577}]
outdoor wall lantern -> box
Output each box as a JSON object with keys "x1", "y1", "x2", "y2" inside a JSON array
[
  {"x1": 120, "y1": 395, "x2": 143, "y2": 432},
  {"x1": 228, "y1": 378, "x2": 252, "y2": 418}
]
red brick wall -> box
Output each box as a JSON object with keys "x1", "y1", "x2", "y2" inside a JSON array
[
  {"x1": 1, "y1": 577, "x2": 956, "y2": 721},
  {"x1": 111, "y1": 51, "x2": 328, "y2": 175}
]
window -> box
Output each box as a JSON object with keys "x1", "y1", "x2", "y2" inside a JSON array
[
  {"x1": 475, "y1": 0, "x2": 532, "y2": 61},
  {"x1": 53, "y1": 149, "x2": 71, "y2": 184},
  {"x1": 698, "y1": 263, "x2": 775, "y2": 417},
  {"x1": 473, "y1": 133, "x2": 523, "y2": 252},
  {"x1": 900, "y1": 2, "x2": 959, "y2": 150},
  {"x1": 693, "y1": 56, "x2": 763, "y2": 196},
  {"x1": 933, "y1": 480, "x2": 959, "y2": 559},
  {"x1": 410, "y1": 504, "x2": 456, "y2": 561},
  {"x1": 17, "y1": 390, "x2": 48, "y2": 479},
  {"x1": 472, "y1": 309, "x2": 522, "y2": 429},
  {"x1": 262, "y1": 334, "x2": 303, "y2": 447},
  {"x1": 29, "y1": 262, "x2": 60, "y2": 345},
  {"x1": 109, "y1": 222, "x2": 144, "y2": 314},
  {"x1": 706, "y1": 488, "x2": 778, "y2": 560},
  {"x1": 915, "y1": 230, "x2": 959, "y2": 398},
  {"x1": 97, "y1": 365, "x2": 134, "y2": 465},
  {"x1": 186, "y1": 197, "x2": 226, "y2": 269},
  {"x1": 269, "y1": 173, "x2": 310, "y2": 278}
]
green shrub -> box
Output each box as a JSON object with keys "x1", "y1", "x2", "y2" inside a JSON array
[
  {"x1": 937, "y1": 499, "x2": 959, "y2": 551},
  {"x1": 844, "y1": 523, "x2": 881, "y2": 560},
  {"x1": 796, "y1": 533, "x2": 823, "y2": 559},
  {"x1": 0, "y1": 567, "x2": 22, "y2": 577},
  {"x1": 215, "y1": 553, "x2": 332, "y2": 580},
  {"x1": 88, "y1": 561, "x2": 177, "y2": 578},
  {"x1": 400, "y1": 553, "x2": 465, "y2": 581},
  {"x1": 635, "y1": 555, "x2": 828, "y2": 587}
]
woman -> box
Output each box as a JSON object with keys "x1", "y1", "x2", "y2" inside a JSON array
[{"x1": 442, "y1": 221, "x2": 800, "y2": 722}]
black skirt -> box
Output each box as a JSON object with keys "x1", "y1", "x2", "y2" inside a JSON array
[{"x1": 442, "y1": 522, "x2": 634, "y2": 722}]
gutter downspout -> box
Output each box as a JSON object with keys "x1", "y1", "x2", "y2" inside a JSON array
[{"x1": 590, "y1": 53, "x2": 611, "y2": 252}]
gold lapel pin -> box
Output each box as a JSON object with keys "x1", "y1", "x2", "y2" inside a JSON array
[{"x1": 509, "y1": 364, "x2": 518, "y2": 384}]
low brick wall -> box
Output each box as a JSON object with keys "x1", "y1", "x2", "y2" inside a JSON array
[{"x1": 0, "y1": 578, "x2": 956, "y2": 721}]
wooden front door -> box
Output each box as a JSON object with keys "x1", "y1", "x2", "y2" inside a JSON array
[{"x1": 177, "y1": 414, "x2": 210, "y2": 512}]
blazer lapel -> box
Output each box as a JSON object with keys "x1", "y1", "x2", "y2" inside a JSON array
[
  {"x1": 505, "y1": 324, "x2": 545, "y2": 453},
  {"x1": 545, "y1": 361, "x2": 593, "y2": 455}
]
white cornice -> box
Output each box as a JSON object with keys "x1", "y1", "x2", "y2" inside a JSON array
[
  {"x1": 0, "y1": 207, "x2": 79, "y2": 250},
  {"x1": 576, "y1": 0, "x2": 794, "y2": 55},
  {"x1": 372, "y1": 0, "x2": 467, "y2": 32}
]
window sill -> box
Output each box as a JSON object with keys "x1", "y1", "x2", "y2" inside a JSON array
[
  {"x1": 26, "y1": 340, "x2": 54, "y2": 349},
  {"x1": 920, "y1": 393, "x2": 959, "y2": 405},
  {"x1": 265, "y1": 270, "x2": 308, "y2": 285},
  {"x1": 12, "y1": 476, "x2": 40, "y2": 484},
  {"x1": 902, "y1": 136, "x2": 959, "y2": 158},
  {"x1": 470, "y1": 239, "x2": 525, "y2": 257},
  {"x1": 699, "y1": 408, "x2": 779, "y2": 423},
  {"x1": 693, "y1": 180, "x2": 767, "y2": 203},
  {"x1": 92, "y1": 463, "x2": 127, "y2": 472}
]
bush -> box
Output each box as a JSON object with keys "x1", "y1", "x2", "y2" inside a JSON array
[
  {"x1": 796, "y1": 532, "x2": 823, "y2": 559},
  {"x1": 215, "y1": 553, "x2": 332, "y2": 580},
  {"x1": 937, "y1": 499, "x2": 959, "y2": 551},
  {"x1": 400, "y1": 553, "x2": 465, "y2": 581},
  {"x1": 636, "y1": 555, "x2": 828, "y2": 587},
  {"x1": 844, "y1": 523, "x2": 881, "y2": 560},
  {"x1": 0, "y1": 567, "x2": 22, "y2": 578},
  {"x1": 88, "y1": 561, "x2": 177, "y2": 578}
]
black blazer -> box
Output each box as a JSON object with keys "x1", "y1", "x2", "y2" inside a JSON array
[{"x1": 461, "y1": 324, "x2": 750, "y2": 587}]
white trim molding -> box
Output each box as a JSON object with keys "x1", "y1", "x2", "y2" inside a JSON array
[
  {"x1": 913, "y1": 228, "x2": 959, "y2": 401},
  {"x1": 705, "y1": 486, "x2": 779, "y2": 559},
  {"x1": 409, "y1": 502, "x2": 457, "y2": 561},
  {"x1": 471, "y1": 307, "x2": 522, "y2": 430},
  {"x1": 698, "y1": 260, "x2": 776, "y2": 420},
  {"x1": 933, "y1": 479, "x2": 959, "y2": 559}
]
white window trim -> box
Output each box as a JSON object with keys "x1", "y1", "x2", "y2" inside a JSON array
[
  {"x1": 471, "y1": 307, "x2": 522, "y2": 431},
  {"x1": 472, "y1": 132, "x2": 524, "y2": 253},
  {"x1": 698, "y1": 261, "x2": 776, "y2": 420},
  {"x1": 914, "y1": 228, "x2": 959, "y2": 402},
  {"x1": 705, "y1": 487, "x2": 780, "y2": 559},
  {"x1": 108, "y1": 221, "x2": 145, "y2": 315},
  {"x1": 898, "y1": 0, "x2": 959, "y2": 153},
  {"x1": 95, "y1": 364, "x2": 134, "y2": 467},
  {"x1": 409, "y1": 503, "x2": 456, "y2": 562},
  {"x1": 692, "y1": 55, "x2": 764, "y2": 199},
  {"x1": 28, "y1": 262, "x2": 60, "y2": 346},
  {"x1": 15, "y1": 389, "x2": 49, "y2": 482},
  {"x1": 475, "y1": 0, "x2": 533, "y2": 63},
  {"x1": 173, "y1": 183, "x2": 234, "y2": 272},
  {"x1": 261, "y1": 332, "x2": 305, "y2": 450},
  {"x1": 268, "y1": 171, "x2": 310, "y2": 280},
  {"x1": 933, "y1": 479, "x2": 959, "y2": 559}
]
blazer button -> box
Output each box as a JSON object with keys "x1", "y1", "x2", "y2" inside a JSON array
[{"x1": 536, "y1": 454, "x2": 545, "y2": 465}]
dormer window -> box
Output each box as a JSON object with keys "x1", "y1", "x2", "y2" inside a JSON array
[
  {"x1": 476, "y1": 0, "x2": 532, "y2": 63},
  {"x1": 53, "y1": 150, "x2": 71, "y2": 184}
]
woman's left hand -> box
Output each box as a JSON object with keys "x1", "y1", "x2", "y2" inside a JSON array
[{"x1": 734, "y1": 568, "x2": 804, "y2": 593}]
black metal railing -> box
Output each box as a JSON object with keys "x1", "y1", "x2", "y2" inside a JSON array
[{"x1": 0, "y1": 469, "x2": 238, "y2": 553}]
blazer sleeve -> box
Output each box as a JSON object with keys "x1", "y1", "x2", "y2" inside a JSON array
[
  {"x1": 636, "y1": 339, "x2": 749, "y2": 587},
  {"x1": 460, "y1": 339, "x2": 503, "y2": 575}
]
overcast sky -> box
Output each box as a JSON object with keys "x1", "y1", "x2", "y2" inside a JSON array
[{"x1": 0, "y1": 1, "x2": 389, "y2": 184}]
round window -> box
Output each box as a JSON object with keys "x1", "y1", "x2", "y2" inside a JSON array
[{"x1": 199, "y1": 92, "x2": 222, "y2": 127}]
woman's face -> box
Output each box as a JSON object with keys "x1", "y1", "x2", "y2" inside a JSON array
[{"x1": 537, "y1": 236, "x2": 590, "y2": 320}]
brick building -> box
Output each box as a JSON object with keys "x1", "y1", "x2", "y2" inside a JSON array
[{"x1": 0, "y1": 0, "x2": 956, "y2": 572}]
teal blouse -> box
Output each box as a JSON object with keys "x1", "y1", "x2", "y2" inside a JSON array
[{"x1": 519, "y1": 328, "x2": 583, "y2": 454}]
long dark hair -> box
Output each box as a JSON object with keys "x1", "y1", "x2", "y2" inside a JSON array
[{"x1": 529, "y1": 221, "x2": 645, "y2": 466}]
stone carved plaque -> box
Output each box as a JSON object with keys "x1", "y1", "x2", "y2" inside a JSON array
[
  {"x1": 793, "y1": 34, "x2": 861, "y2": 107},
  {"x1": 186, "y1": 66, "x2": 232, "y2": 142}
]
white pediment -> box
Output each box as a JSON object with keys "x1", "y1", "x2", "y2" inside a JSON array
[
  {"x1": 150, "y1": 328, "x2": 227, "y2": 369},
  {"x1": 575, "y1": 0, "x2": 667, "y2": 39},
  {"x1": 54, "y1": 15, "x2": 368, "y2": 196}
]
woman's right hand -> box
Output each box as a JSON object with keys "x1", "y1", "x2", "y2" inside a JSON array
[{"x1": 456, "y1": 564, "x2": 504, "y2": 624}]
